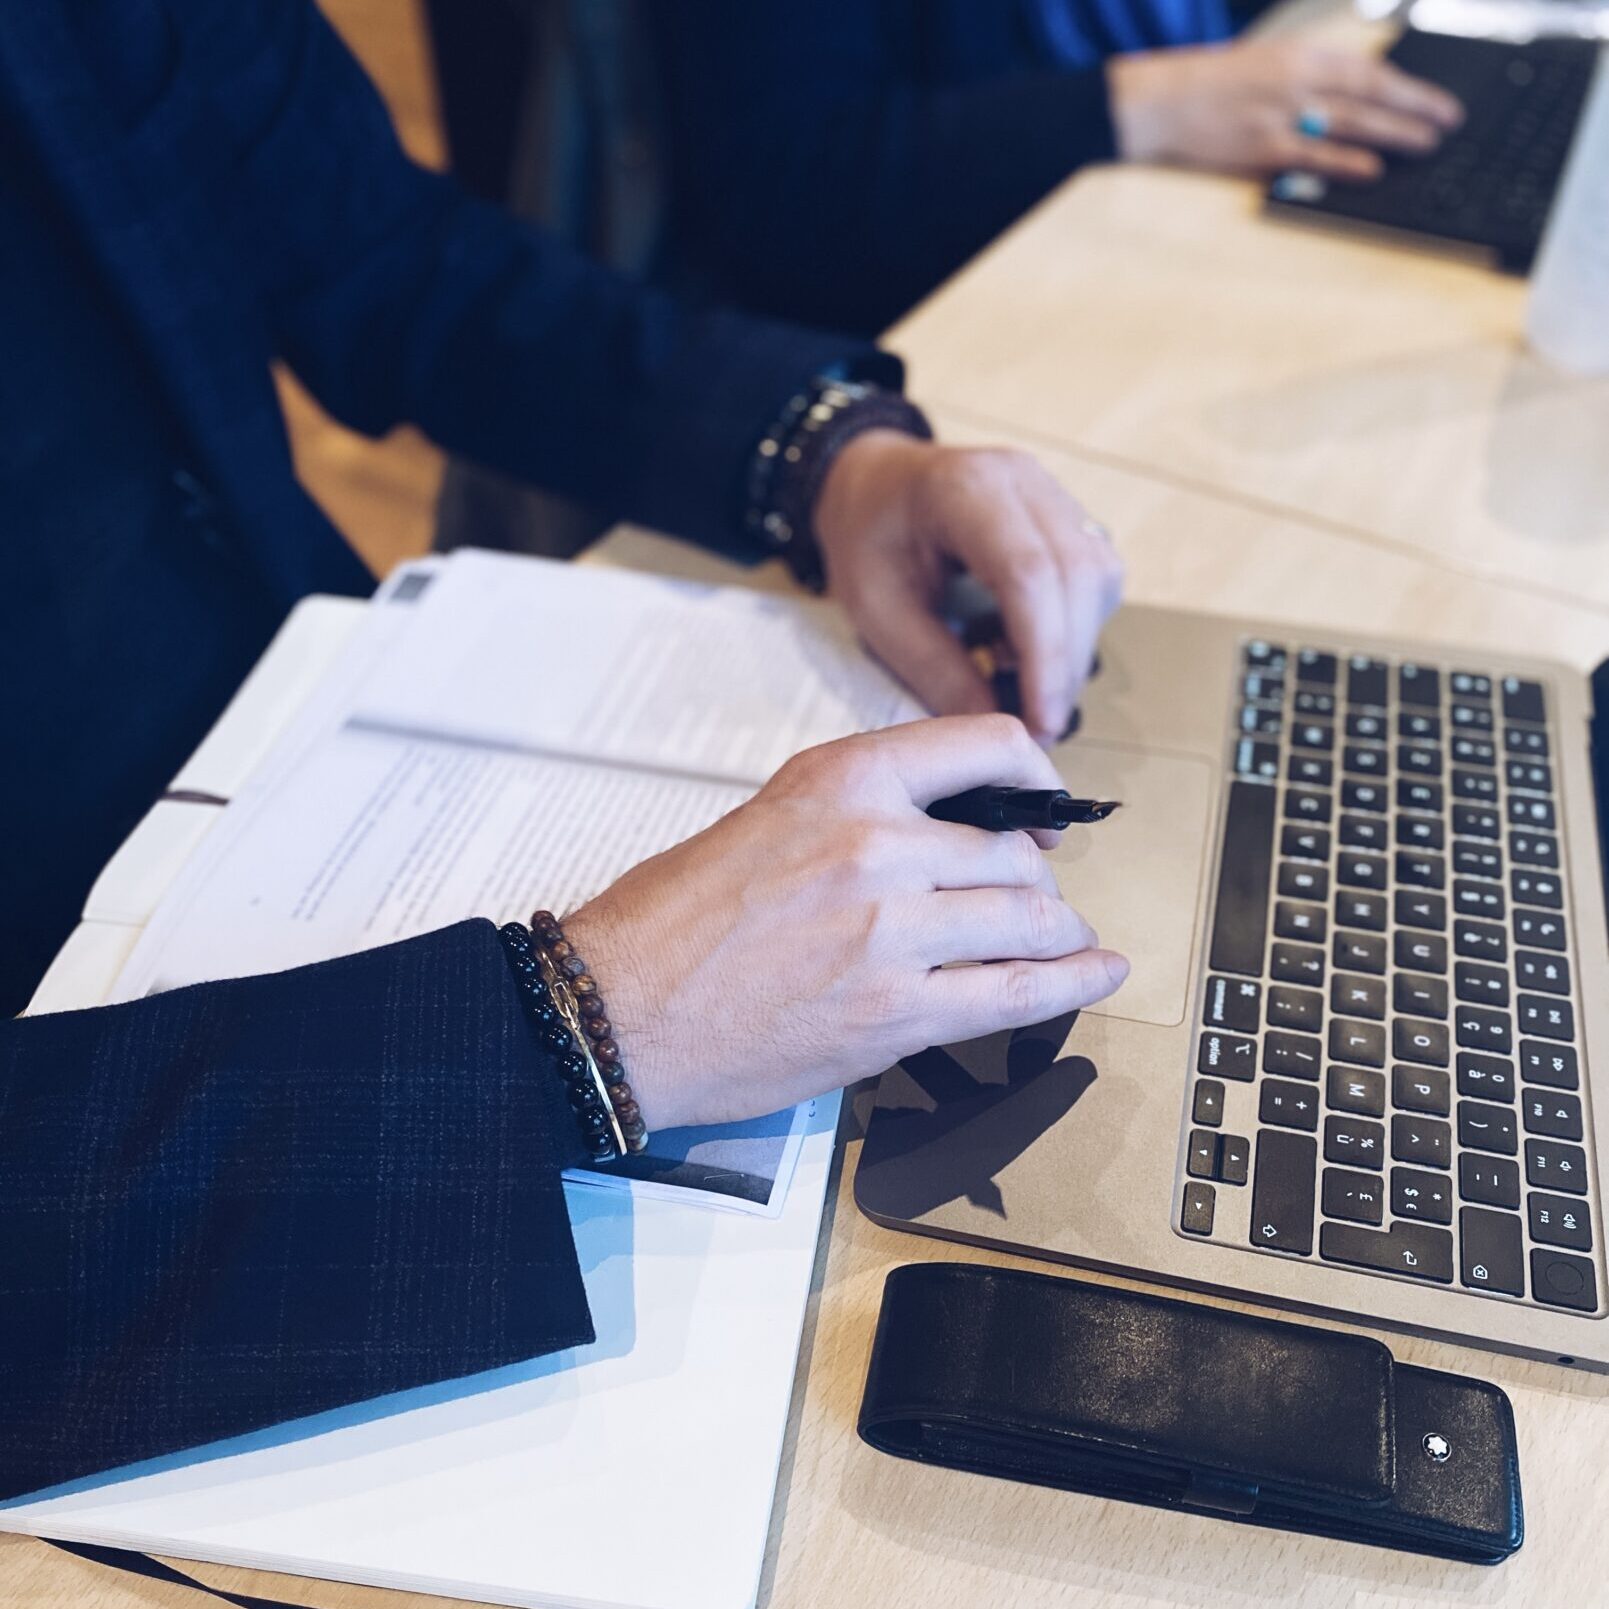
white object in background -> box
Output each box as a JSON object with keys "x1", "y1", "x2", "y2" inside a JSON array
[{"x1": 1529, "y1": 53, "x2": 1609, "y2": 373}]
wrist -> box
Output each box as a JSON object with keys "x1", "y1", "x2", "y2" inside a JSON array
[
  {"x1": 1106, "y1": 54, "x2": 1172, "y2": 164},
  {"x1": 812, "y1": 429, "x2": 932, "y2": 587}
]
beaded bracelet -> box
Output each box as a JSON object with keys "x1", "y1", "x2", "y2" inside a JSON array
[
  {"x1": 744, "y1": 375, "x2": 933, "y2": 590},
  {"x1": 498, "y1": 915, "x2": 649, "y2": 1161}
]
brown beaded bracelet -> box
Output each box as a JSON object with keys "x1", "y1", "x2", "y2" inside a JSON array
[{"x1": 530, "y1": 910, "x2": 649, "y2": 1156}]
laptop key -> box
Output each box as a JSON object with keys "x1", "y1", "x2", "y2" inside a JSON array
[
  {"x1": 1515, "y1": 951, "x2": 1570, "y2": 995},
  {"x1": 1285, "y1": 788, "x2": 1333, "y2": 824},
  {"x1": 1187, "y1": 1129, "x2": 1221, "y2": 1179},
  {"x1": 1296, "y1": 648, "x2": 1336, "y2": 684},
  {"x1": 1513, "y1": 909, "x2": 1566, "y2": 952},
  {"x1": 1397, "y1": 815, "x2": 1444, "y2": 850},
  {"x1": 1339, "y1": 813, "x2": 1387, "y2": 850},
  {"x1": 1394, "y1": 973, "x2": 1448, "y2": 1018},
  {"x1": 1393, "y1": 1166, "x2": 1453, "y2": 1223},
  {"x1": 1451, "y1": 735, "x2": 1495, "y2": 767},
  {"x1": 1394, "y1": 1065, "x2": 1450, "y2": 1116},
  {"x1": 1271, "y1": 941, "x2": 1325, "y2": 985},
  {"x1": 1250, "y1": 1130, "x2": 1317, "y2": 1253},
  {"x1": 1263, "y1": 1032, "x2": 1323, "y2": 1080},
  {"x1": 1395, "y1": 931, "x2": 1447, "y2": 973},
  {"x1": 1459, "y1": 1099, "x2": 1518, "y2": 1155},
  {"x1": 1450, "y1": 702, "x2": 1494, "y2": 733},
  {"x1": 1518, "y1": 994, "x2": 1575, "y2": 1042},
  {"x1": 1391, "y1": 1115, "x2": 1451, "y2": 1168},
  {"x1": 1245, "y1": 640, "x2": 1287, "y2": 670},
  {"x1": 1454, "y1": 962, "x2": 1508, "y2": 1007},
  {"x1": 1451, "y1": 672, "x2": 1492, "y2": 700},
  {"x1": 1525, "y1": 1138, "x2": 1588, "y2": 1195},
  {"x1": 1509, "y1": 830, "x2": 1558, "y2": 868},
  {"x1": 1199, "y1": 1031, "x2": 1257, "y2": 1080},
  {"x1": 1180, "y1": 1182, "x2": 1216, "y2": 1236},
  {"x1": 1261, "y1": 1078, "x2": 1320, "y2": 1132},
  {"x1": 1455, "y1": 1005, "x2": 1512, "y2": 1054},
  {"x1": 1501, "y1": 676, "x2": 1545, "y2": 723},
  {"x1": 1219, "y1": 1134, "x2": 1250, "y2": 1186},
  {"x1": 1456, "y1": 1053, "x2": 1515, "y2": 1102},
  {"x1": 1325, "y1": 1115, "x2": 1385, "y2": 1169},
  {"x1": 1454, "y1": 842, "x2": 1502, "y2": 878},
  {"x1": 1347, "y1": 656, "x2": 1389, "y2": 708},
  {"x1": 1519, "y1": 1041, "x2": 1579, "y2": 1090},
  {"x1": 1332, "y1": 973, "x2": 1385, "y2": 1020},
  {"x1": 1208, "y1": 779, "x2": 1276, "y2": 977},
  {"x1": 1398, "y1": 664, "x2": 1440, "y2": 706},
  {"x1": 1452, "y1": 769, "x2": 1498, "y2": 802},
  {"x1": 1531, "y1": 1249, "x2": 1598, "y2": 1312},
  {"x1": 1523, "y1": 1090, "x2": 1583, "y2": 1141},
  {"x1": 1291, "y1": 721, "x2": 1335, "y2": 750},
  {"x1": 1336, "y1": 892, "x2": 1386, "y2": 932},
  {"x1": 1319, "y1": 1220, "x2": 1453, "y2": 1282},
  {"x1": 1529, "y1": 1191, "x2": 1592, "y2": 1250},
  {"x1": 1459, "y1": 1154, "x2": 1520, "y2": 1209},
  {"x1": 1505, "y1": 759, "x2": 1552, "y2": 794},
  {"x1": 1295, "y1": 689, "x2": 1337, "y2": 717},
  {"x1": 1334, "y1": 930, "x2": 1387, "y2": 974},
  {"x1": 1396, "y1": 779, "x2": 1443, "y2": 813},
  {"x1": 1396, "y1": 850, "x2": 1445, "y2": 888},
  {"x1": 1453, "y1": 804, "x2": 1500, "y2": 839},
  {"x1": 1204, "y1": 976, "x2": 1261, "y2": 1034},
  {"x1": 1343, "y1": 745, "x2": 1387, "y2": 778},
  {"x1": 1510, "y1": 868, "x2": 1561, "y2": 909},
  {"x1": 1193, "y1": 1079, "x2": 1225, "y2": 1127},
  {"x1": 1275, "y1": 901, "x2": 1327, "y2": 942},
  {"x1": 1341, "y1": 781, "x2": 1387, "y2": 814},
  {"x1": 1394, "y1": 890, "x2": 1446, "y2": 931},
  {"x1": 1278, "y1": 863, "x2": 1328, "y2": 900},
  {"x1": 1337, "y1": 852, "x2": 1387, "y2": 890},
  {"x1": 1346, "y1": 712, "x2": 1387, "y2": 742},
  {"x1": 1328, "y1": 1064, "x2": 1385, "y2": 1117},
  {"x1": 1453, "y1": 879, "x2": 1504, "y2": 919},
  {"x1": 1454, "y1": 920, "x2": 1507, "y2": 962},
  {"x1": 1325, "y1": 1167, "x2": 1386, "y2": 1223},
  {"x1": 1507, "y1": 795, "x2": 1556, "y2": 830},
  {"x1": 1400, "y1": 709, "x2": 1441, "y2": 740},
  {"x1": 1504, "y1": 726, "x2": 1549, "y2": 758},
  {"x1": 1460, "y1": 1207, "x2": 1525, "y2": 1297},
  {"x1": 1281, "y1": 825, "x2": 1330, "y2": 861},
  {"x1": 1288, "y1": 754, "x2": 1333, "y2": 787},
  {"x1": 1330, "y1": 1018, "x2": 1385, "y2": 1068},
  {"x1": 1394, "y1": 1018, "x2": 1450, "y2": 1067},
  {"x1": 1268, "y1": 985, "x2": 1323, "y2": 1032}
]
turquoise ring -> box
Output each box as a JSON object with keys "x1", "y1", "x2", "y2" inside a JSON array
[{"x1": 1296, "y1": 105, "x2": 1330, "y2": 139}]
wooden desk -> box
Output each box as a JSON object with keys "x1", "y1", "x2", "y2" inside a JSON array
[
  {"x1": 892, "y1": 153, "x2": 1609, "y2": 615},
  {"x1": 9, "y1": 426, "x2": 1609, "y2": 1608}
]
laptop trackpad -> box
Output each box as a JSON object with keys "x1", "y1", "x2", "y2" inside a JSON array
[{"x1": 1048, "y1": 741, "x2": 1214, "y2": 1029}]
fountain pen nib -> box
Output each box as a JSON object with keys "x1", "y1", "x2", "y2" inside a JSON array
[
  {"x1": 1050, "y1": 796, "x2": 1123, "y2": 827},
  {"x1": 1088, "y1": 800, "x2": 1121, "y2": 821}
]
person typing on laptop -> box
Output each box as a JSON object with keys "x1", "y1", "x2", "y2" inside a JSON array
[{"x1": 0, "y1": 0, "x2": 1126, "y2": 1499}]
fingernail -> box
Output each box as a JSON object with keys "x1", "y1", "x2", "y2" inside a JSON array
[{"x1": 1101, "y1": 952, "x2": 1131, "y2": 988}]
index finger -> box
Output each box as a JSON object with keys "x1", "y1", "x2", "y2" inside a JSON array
[
  {"x1": 1331, "y1": 53, "x2": 1463, "y2": 127},
  {"x1": 868, "y1": 713, "x2": 1065, "y2": 809}
]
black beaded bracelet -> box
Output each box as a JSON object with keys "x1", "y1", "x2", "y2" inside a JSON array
[
  {"x1": 498, "y1": 917, "x2": 648, "y2": 1161},
  {"x1": 745, "y1": 376, "x2": 933, "y2": 589}
]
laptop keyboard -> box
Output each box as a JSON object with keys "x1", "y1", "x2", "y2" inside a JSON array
[{"x1": 1178, "y1": 641, "x2": 1601, "y2": 1317}]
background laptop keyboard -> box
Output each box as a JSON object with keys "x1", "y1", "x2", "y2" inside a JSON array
[
  {"x1": 1266, "y1": 30, "x2": 1598, "y2": 274},
  {"x1": 1177, "y1": 642, "x2": 1601, "y2": 1317}
]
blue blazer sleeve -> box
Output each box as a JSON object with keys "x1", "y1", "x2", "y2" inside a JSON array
[
  {"x1": 655, "y1": 2, "x2": 1119, "y2": 335},
  {"x1": 0, "y1": 920, "x2": 591, "y2": 1502},
  {"x1": 169, "y1": 0, "x2": 883, "y2": 554}
]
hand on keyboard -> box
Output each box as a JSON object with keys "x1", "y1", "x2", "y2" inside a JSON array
[{"x1": 1108, "y1": 39, "x2": 1464, "y2": 182}]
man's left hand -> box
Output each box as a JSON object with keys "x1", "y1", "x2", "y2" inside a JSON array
[{"x1": 812, "y1": 431, "x2": 1124, "y2": 745}]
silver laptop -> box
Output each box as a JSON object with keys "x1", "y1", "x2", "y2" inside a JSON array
[{"x1": 856, "y1": 604, "x2": 1609, "y2": 1371}]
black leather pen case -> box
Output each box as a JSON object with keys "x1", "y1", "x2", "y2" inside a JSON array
[{"x1": 858, "y1": 1263, "x2": 1523, "y2": 1564}]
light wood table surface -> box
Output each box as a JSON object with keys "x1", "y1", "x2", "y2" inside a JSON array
[
  {"x1": 891, "y1": 101, "x2": 1609, "y2": 616},
  {"x1": 8, "y1": 417, "x2": 1609, "y2": 1608}
]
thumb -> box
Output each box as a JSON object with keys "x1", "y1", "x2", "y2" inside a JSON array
[{"x1": 851, "y1": 586, "x2": 996, "y2": 716}]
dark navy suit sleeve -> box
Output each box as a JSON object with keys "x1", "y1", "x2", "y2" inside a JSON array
[
  {"x1": 173, "y1": 0, "x2": 883, "y2": 555},
  {"x1": 0, "y1": 920, "x2": 591, "y2": 1502},
  {"x1": 657, "y1": 3, "x2": 1117, "y2": 335}
]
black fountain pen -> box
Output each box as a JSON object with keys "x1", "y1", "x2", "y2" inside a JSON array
[{"x1": 927, "y1": 787, "x2": 1121, "y2": 832}]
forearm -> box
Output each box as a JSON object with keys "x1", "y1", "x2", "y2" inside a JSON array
[{"x1": 0, "y1": 920, "x2": 589, "y2": 1500}]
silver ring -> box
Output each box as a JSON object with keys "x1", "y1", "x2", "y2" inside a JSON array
[{"x1": 1296, "y1": 104, "x2": 1330, "y2": 140}]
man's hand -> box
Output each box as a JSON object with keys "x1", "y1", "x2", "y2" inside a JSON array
[
  {"x1": 1108, "y1": 40, "x2": 1464, "y2": 182},
  {"x1": 566, "y1": 716, "x2": 1128, "y2": 1131},
  {"x1": 811, "y1": 431, "x2": 1124, "y2": 745}
]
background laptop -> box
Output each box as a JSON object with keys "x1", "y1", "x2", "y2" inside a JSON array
[
  {"x1": 856, "y1": 602, "x2": 1609, "y2": 1370},
  {"x1": 1265, "y1": 28, "x2": 1600, "y2": 272}
]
